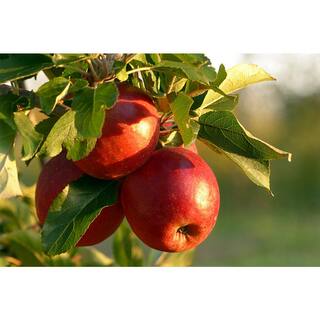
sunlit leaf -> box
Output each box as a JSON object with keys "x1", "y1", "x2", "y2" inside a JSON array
[
  {"x1": 38, "y1": 110, "x2": 97, "y2": 161},
  {"x1": 0, "y1": 121, "x2": 21, "y2": 198},
  {"x1": 170, "y1": 93, "x2": 199, "y2": 146},
  {"x1": 37, "y1": 77, "x2": 71, "y2": 114},
  {"x1": 201, "y1": 64, "x2": 275, "y2": 108},
  {"x1": 14, "y1": 112, "x2": 43, "y2": 162},
  {"x1": 72, "y1": 82, "x2": 118, "y2": 138}
]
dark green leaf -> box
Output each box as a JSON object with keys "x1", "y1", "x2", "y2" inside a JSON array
[
  {"x1": 34, "y1": 114, "x2": 60, "y2": 136},
  {"x1": 199, "y1": 138, "x2": 272, "y2": 191},
  {"x1": 14, "y1": 112, "x2": 43, "y2": 162},
  {"x1": 154, "y1": 61, "x2": 210, "y2": 84},
  {"x1": 39, "y1": 110, "x2": 97, "y2": 161},
  {"x1": 170, "y1": 93, "x2": 199, "y2": 146},
  {"x1": 72, "y1": 82, "x2": 118, "y2": 138},
  {"x1": 62, "y1": 61, "x2": 89, "y2": 78},
  {"x1": 68, "y1": 79, "x2": 89, "y2": 94},
  {"x1": 173, "y1": 54, "x2": 210, "y2": 66},
  {"x1": 0, "y1": 54, "x2": 53, "y2": 83},
  {"x1": 42, "y1": 176, "x2": 120, "y2": 256},
  {"x1": 36, "y1": 77, "x2": 71, "y2": 114},
  {"x1": 197, "y1": 111, "x2": 292, "y2": 160},
  {"x1": 113, "y1": 221, "x2": 144, "y2": 266},
  {"x1": 0, "y1": 92, "x2": 19, "y2": 128}
]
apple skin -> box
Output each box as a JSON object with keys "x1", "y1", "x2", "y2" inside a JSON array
[
  {"x1": 121, "y1": 147, "x2": 220, "y2": 252},
  {"x1": 75, "y1": 84, "x2": 160, "y2": 180},
  {"x1": 35, "y1": 152, "x2": 124, "y2": 247}
]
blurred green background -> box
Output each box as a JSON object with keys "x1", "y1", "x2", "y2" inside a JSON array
[
  {"x1": 194, "y1": 54, "x2": 320, "y2": 266},
  {"x1": 6, "y1": 54, "x2": 320, "y2": 266}
]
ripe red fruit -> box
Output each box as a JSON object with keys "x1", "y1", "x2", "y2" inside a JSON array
[
  {"x1": 75, "y1": 84, "x2": 160, "y2": 179},
  {"x1": 121, "y1": 147, "x2": 220, "y2": 252},
  {"x1": 35, "y1": 152, "x2": 124, "y2": 247}
]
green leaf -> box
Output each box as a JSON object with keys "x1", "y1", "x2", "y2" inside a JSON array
[
  {"x1": 0, "y1": 92, "x2": 19, "y2": 128},
  {"x1": 44, "y1": 253, "x2": 75, "y2": 266},
  {"x1": 155, "y1": 250, "x2": 195, "y2": 267},
  {"x1": 197, "y1": 111, "x2": 291, "y2": 161},
  {"x1": 200, "y1": 138, "x2": 272, "y2": 191},
  {"x1": 170, "y1": 93, "x2": 199, "y2": 146},
  {"x1": 76, "y1": 247, "x2": 113, "y2": 266},
  {"x1": 51, "y1": 54, "x2": 92, "y2": 66},
  {"x1": 62, "y1": 61, "x2": 89, "y2": 79},
  {"x1": 201, "y1": 95, "x2": 239, "y2": 112},
  {"x1": 0, "y1": 121, "x2": 21, "y2": 199},
  {"x1": 14, "y1": 112, "x2": 43, "y2": 162},
  {"x1": 155, "y1": 61, "x2": 210, "y2": 85},
  {"x1": 116, "y1": 66, "x2": 129, "y2": 81},
  {"x1": 0, "y1": 54, "x2": 53, "y2": 83},
  {"x1": 68, "y1": 79, "x2": 89, "y2": 94},
  {"x1": 159, "y1": 131, "x2": 184, "y2": 148},
  {"x1": 42, "y1": 176, "x2": 120, "y2": 256},
  {"x1": 112, "y1": 221, "x2": 144, "y2": 266},
  {"x1": 173, "y1": 54, "x2": 210, "y2": 66},
  {"x1": 39, "y1": 110, "x2": 97, "y2": 161},
  {"x1": 201, "y1": 64, "x2": 275, "y2": 108},
  {"x1": 36, "y1": 77, "x2": 71, "y2": 114},
  {"x1": 200, "y1": 65, "x2": 217, "y2": 82},
  {"x1": 0, "y1": 230, "x2": 45, "y2": 266},
  {"x1": 211, "y1": 64, "x2": 227, "y2": 87},
  {"x1": 72, "y1": 82, "x2": 118, "y2": 138},
  {"x1": 34, "y1": 114, "x2": 60, "y2": 136},
  {"x1": 0, "y1": 197, "x2": 36, "y2": 231}
]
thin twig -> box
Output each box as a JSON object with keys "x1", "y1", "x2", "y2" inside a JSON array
[{"x1": 126, "y1": 66, "x2": 154, "y2": 75}]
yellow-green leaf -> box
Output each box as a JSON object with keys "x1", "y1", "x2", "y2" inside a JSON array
[{"x1": 201, "y1": 64, "x2": 275, "y2": 108}]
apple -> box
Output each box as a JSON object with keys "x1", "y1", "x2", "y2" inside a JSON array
[
  {"x1": 75, "y1": 84, "x2": 160, "y2": 179},
  {"x1": 35, "y1": 152, "x2": 124, "y2": 247},
  {"x1": 121, "y1": 147, "x2": 220, "y2": 252}
]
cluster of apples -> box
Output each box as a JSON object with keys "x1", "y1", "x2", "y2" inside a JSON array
[{"x1": 35, "y1": 84, "x2": 220, "y2": 253}]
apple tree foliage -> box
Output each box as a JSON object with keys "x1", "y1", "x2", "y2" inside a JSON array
[{"x1": 0, "y1": 54, "x2": 291, "y2": 266}]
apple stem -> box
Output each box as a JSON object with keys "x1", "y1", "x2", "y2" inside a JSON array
[{"x1": 159, "y1": 128, "x2": 178, "y2": 136}]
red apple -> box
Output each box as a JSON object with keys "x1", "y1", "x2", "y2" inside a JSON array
[
  {"x1": 75, "y1": 84, "x2": 160, "y2": 179},
  {"x1": 35, "y1": 152, "x2": 124, "y2": 247},
  {"x1": 121, "y1": 147, "x2": 220, "y2": 252}
]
